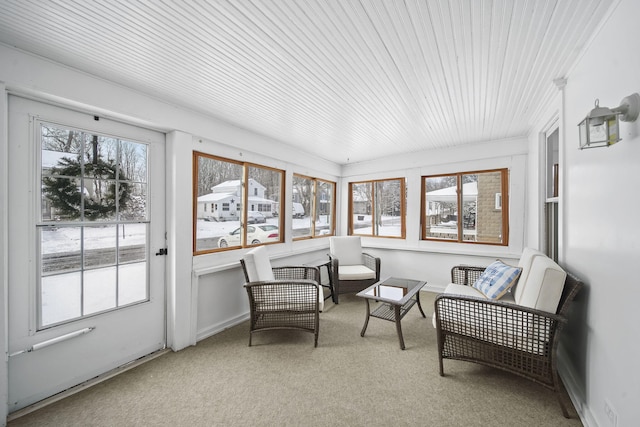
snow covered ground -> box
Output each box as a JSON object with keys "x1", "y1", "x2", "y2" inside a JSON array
[{"x1": 39, "y1": 214, "x2": 400, "y2": 326}]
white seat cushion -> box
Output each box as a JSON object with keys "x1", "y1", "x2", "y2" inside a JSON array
[
  {"x1": 330, "y1": 236, "x2": 364, "y2": 266},
  {"x1": 442, "y1": 282, "x2": 487, "y2": 299},
  {"x1": 338, "y1": 265, "x2": 376, "y2": 281}
]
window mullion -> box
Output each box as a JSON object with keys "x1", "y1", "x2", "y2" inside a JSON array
[
  {"x1": 241, "y1": 165, "x2": 248, "y2": 247},
  {"x1": 457, "y1": 174, "x2": 463, "y2": 243}
]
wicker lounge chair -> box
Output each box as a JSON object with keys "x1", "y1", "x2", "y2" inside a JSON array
[
  {"x1": 328, "y1": 236, "x2": 380, "y2": 304},
  {"x1": 241, "y1": 246, "x2": 322, "y2": 347},
  {"x1": 434, "y1": 250, "x2": 583, "y2": 418}
]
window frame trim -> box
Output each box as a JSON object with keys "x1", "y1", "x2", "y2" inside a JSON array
[
  {"x1": 292, "y1": 173, "x2": 336, "y2": 241},
  {"x1": 420, "y1": 168, "x2": 509, "y2": 246},
  {"x1": 347, "y1": 177, "x2": 406, "y2": 239},
  {"x1": 192, "y1": 151, "x2": 285, "y2": 255},
  {"x1": 36, "y1": 119, "x2": 154, "y2": 329}
]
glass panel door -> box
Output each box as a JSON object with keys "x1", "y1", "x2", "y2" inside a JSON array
[{"x1": 8, "y1": 96, "x2": 166, "y2": 413}]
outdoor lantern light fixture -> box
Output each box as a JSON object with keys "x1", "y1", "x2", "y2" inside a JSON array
[{"x1": 578, "y1": 93, "x2": 640, "y2": 149}]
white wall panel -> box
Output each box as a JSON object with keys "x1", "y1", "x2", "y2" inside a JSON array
[{"x1": 539, "y1": 0, "x2": 640, "y2": 425}]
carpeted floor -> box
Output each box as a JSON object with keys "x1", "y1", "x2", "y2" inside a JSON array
[{"x1": 8, "y1": 291, "x2": 582, "y2": 426}]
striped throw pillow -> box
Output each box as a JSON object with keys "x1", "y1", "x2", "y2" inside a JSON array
[{"x1": 473, "y1": 260, "x2": 522, "y2": 299}]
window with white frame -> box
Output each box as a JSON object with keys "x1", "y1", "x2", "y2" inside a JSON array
[{"x1": 38, "y1": 122, "x2": 150, "y2": 327}]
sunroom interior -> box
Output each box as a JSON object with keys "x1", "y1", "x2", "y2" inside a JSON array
[{"x1": 1, "y1": 0, "x2": 639, "y2": 426}]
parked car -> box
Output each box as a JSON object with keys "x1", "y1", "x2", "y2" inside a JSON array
[
  {"x1": 218, "y1": 225, "x2": 279, "y2": 247},
  {"x1": 247, "y1": 211, "x2": 266, "y2": 224}
]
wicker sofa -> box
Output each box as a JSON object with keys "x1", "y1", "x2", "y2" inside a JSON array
[{"x1": 433, "y1": 248, "x2": 583, "y2": 418}]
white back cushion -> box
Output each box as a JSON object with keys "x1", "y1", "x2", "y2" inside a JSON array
[
  {"x1": 330, "y1": 236, "x2": 363, "y2": 266},
  {"x1": 513, "y1": 247, "x2": 545, "y2": 301},
  {"x1": 515, "y1": 256, "x2": 566, "y2": 313},
  {"x1": 242, "y1": 246, "x2": 275, "y2": 282}
]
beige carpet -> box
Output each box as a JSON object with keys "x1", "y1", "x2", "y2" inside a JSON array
[{"x1": 9, "y1": 292, "x2": 582, "y2": 426}]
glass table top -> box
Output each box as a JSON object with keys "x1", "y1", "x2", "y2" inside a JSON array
[{"x1": 357, "y1": 277, "x2": 426, "y2": 305}]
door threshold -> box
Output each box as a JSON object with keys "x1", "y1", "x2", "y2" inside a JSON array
[{"x1": 8, "y1": 347, "x2": 170, "y2": 421}]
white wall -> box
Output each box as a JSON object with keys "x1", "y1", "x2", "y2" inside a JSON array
[
  {"x1": 341, "y1": 136, "x2": 529, "y2": 261},
  {"x1": 528, "y1": 0, "x2": 640, "y2": 425}
]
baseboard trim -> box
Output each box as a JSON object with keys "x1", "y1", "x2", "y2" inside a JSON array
[
  {"x1": 196, "y1": 313, "x2": 249, "y2": 343},
  {"x1": 557, "y1": 346, "x2": 597, "y2": 427},
  {"x1": 421, "y1": 284, "x2": 446, "y2": 293}
]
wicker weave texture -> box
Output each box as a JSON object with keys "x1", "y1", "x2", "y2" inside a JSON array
[
  {"x1": 248, "y1": 281, "x2": 319, "y2": 331},
  {"x1": 450, "y1": 265, "x2": 486, "y2": 285},
  {"x1": 436, "y1": 296, "x2": 558, "y2": 383},
  {"x1": 435, "y1": 265, "x2": 583, "y2": 418},
  {"x1": 273, "y1": 265, "x2": 320, "y2": 282},
  {"x1": 242, "y1": 263, "x2": 321, "y2": 347}
]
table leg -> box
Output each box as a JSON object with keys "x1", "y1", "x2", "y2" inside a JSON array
[
  {"x1": 324, "y1": 263, "x2": 336, "y2": 304},
  {"x1": 360, "y1": 299, "x2": 371, "y2": 337},
  {"x1": 415, "y1": 291, "x2": 426, "y2": 318},
  {"x1": 394, "y1": 304, "x2": 405, "y2": 350}
]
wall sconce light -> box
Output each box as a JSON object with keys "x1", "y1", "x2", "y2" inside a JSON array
[{"x1": 578, "y1": 93, "x2": 640, "y2": 149}]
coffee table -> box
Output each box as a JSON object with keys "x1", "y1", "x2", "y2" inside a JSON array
[{"x1": 356, "y1": 277, "x2": 427, "y2": 350}]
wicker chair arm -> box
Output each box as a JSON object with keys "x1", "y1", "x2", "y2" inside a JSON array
[
  {"x1": 450, "y1": 265, "x2": 487, "y2": 286},
  {"x1": 362, "y1": 252, "x2": 381, "y2": 273},
  {"x1": 435, "y1": 293, "x2": 565, "y2": 346},
  {"x1": 435, "y1": 293, "x2": 565, "y2": 322},
  {"x1": 244, "y1": 278, "x2": 320, "y2": 290},
  {"x1": 272, "y1": 265, "x2": 320, "y2": 282},
  {"x1": 244, "y1": 279, "x2": 320, "y2": 308}
]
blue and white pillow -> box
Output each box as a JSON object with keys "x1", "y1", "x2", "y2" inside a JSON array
[{"x1": 473, "y1": 260, "x2": 522, "y2": 299}]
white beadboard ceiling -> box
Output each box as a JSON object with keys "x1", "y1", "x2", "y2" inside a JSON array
[{"x1": 0, "y1": 0, "x2": 614, "y2": 164}]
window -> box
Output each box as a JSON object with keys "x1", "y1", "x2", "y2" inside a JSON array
[
  {"x1": 39, "y1": 122, "x2": 150, "y2": 327},
  {"x1": 422, "y1": 169, "x2": 508, "y2": 245},
  {"x1": 292, "y1": 174, "x2": 336, "y2": 239},
  {"x1": 348, "y1": 178, "x2": 405, "y2": 238},
  {"x1": 545, "y1": 126, "x2": 559, "y2": 261},
  {"x1": 193, "y1": 152, "x2": 284, "y2": 254}
]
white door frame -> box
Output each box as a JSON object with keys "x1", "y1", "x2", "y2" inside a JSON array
[{"x1": 1, "y1": 83, "x2": 11, "y2": 427}]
